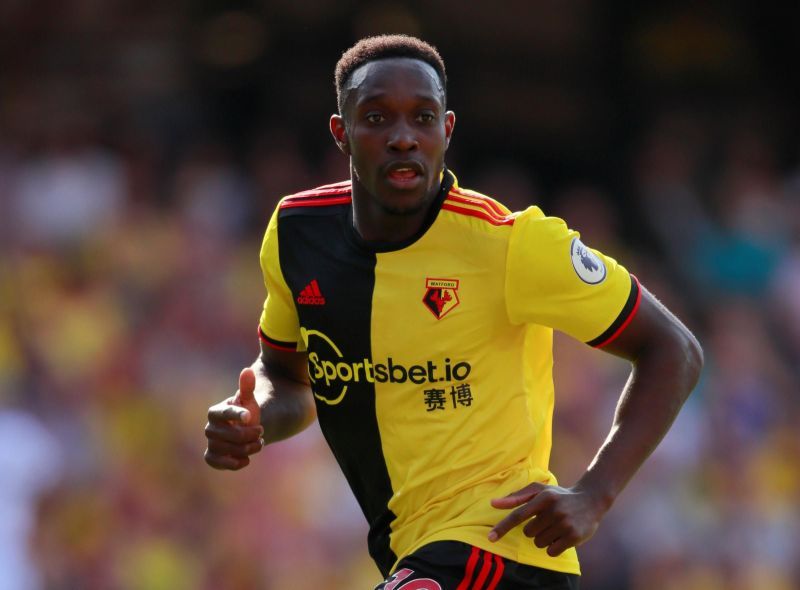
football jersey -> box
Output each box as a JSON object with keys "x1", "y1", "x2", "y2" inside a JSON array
[{"x1": 258, "y1": 170, "x2": 640, "y2": 577}]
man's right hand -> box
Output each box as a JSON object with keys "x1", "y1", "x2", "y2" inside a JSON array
[{"x1": 204, "y1": 367, "x2": 265, "y2": 470}]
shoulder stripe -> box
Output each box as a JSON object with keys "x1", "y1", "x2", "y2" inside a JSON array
[
  {"x1": 450, "y1": 187, "x2": 509, "y2": 216},
  {"x1": 280, "y1": 195, "x2": 351, "y2": 209},
  {"x1": 446, "y1": 192, "x2": 510, "y2": 219},
  {"x1": 287, "y1": 180, "x2": 350, "y2": 197},
  {"x1": 442, "y1": 202, "x2": 515, "y2": 226},
  {"x1": 447, "y1": 192, "x2": 511, "y2": 218},
  {"x1": 280, "y1": 182, "x2": 352, "y2": 209},
  {"x1": 284, "y1": 186, "x2": 350, "y2": 199},
  {"x1": 315, "y1": 180, "x2": 351, "y2": 190},
  {"x1": 283, "y1": 183, "x2": 352, "y2": 200},
  {"x1": 444, "y1": 191, "x2": 515, "y2": 225}
]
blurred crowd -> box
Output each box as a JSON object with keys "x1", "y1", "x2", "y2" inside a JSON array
[{"x1": 1, "y1": 2, "x2": 799, "y2": 590}]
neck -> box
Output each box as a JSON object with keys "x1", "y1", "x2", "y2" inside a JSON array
[
  {"x1": 351, "y1": 199, "x2": 430, "y2": 243},
  {"x1": 350, "y1": 171, "x2": 444, "y2": 244}
]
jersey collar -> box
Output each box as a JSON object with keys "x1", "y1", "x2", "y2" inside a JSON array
[{"x1": 343, "y1": 168, "x2": 456, "y2": 254}]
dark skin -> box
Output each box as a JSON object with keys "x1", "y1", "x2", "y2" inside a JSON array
[
  {"x1": 330, "y1": 57, "x2": 455, "y2": 242},
  {"x1": 204, "y1": 343, "x2": 313, "y2": 469},
  {"x1": 204, "y1": 56, "x2": 703, "y2": 559}
]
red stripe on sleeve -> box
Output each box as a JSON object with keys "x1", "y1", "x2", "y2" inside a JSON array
[
  {"x1": 258, "y1": 327, "x2": 297, "y2": 352},
  {"x1": 594, "y1": 277, "x2": 642, "y2": 349}
]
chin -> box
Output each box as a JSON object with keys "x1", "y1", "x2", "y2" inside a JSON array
[
  {"x1": 377, "y1": 194, "x2": 429, "y2": 216},
  {"x1": 378, "y1": 202, "x2": 426, "y2": 217}
]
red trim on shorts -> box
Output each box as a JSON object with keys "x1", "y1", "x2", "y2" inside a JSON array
[
  {"x1": 472, "y1": 551, "x2": 494, "y2": 589},
  {"x1": 485, "y1": 555, "x2": 504, "y2": 590},
  {"x1": 455, "y1": 546, "x2": 481, "y2": 590}
]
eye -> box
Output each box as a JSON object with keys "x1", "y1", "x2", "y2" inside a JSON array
[
  {"x1": 366, "y1": 112, "x2": 385, "y2": 124},
  {"x1": 417, "y1": 111, "x2": 436, "y2": 123}
]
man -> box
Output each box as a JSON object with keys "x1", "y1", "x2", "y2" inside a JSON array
[{"x1": 204, "y1": 35, "x2": 703, "y2": 589}]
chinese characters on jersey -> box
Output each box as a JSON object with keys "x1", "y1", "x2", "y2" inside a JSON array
[{"x1": 423, "y1": 383, "x2": 473, "y2": 412}]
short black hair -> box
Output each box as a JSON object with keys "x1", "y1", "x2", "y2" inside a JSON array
[{"x1": 334, "y1": 34, "x2": 447, "y2": 114}]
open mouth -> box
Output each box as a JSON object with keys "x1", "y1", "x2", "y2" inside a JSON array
[
  {"x1": 387, "y1": 167, "x2": 419, "y2": 181},
  {"x1": 385, "y1": 162, "x2": 424, "y2": 188}
]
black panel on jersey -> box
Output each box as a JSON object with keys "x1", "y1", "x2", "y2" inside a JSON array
[{"x1": 277, "y1": 201, "x2": 398, "y2": 575}]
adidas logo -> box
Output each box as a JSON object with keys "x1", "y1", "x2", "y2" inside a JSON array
[{"x1": 297, "y1": 279, "x2": 326, "y2": 305}]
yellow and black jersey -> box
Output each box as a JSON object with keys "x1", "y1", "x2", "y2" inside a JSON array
[{"x1": 258, "y1": 170, "x2": 640, "y2": 577}]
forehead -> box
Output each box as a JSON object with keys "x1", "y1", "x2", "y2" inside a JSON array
[{"x1": 345, "y1": 57, "x2": 444, "y2": 106}]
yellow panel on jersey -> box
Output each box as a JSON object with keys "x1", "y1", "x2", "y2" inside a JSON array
[
  {"x1": 255, "y1": 171, "x2": 639, "y2": 577},
  {"x1": 370, "y1": 193, "x2": 580, "y2": 574}
]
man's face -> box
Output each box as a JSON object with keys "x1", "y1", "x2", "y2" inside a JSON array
[{"x1": 332, "y1": 57, "x2": 455, "y2": 216}]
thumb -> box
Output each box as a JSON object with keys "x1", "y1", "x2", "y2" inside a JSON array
[
  {"x1": 491, "y1": 482, "x2": 546, "y2": 509},
  {"x1": 235, "y1": 367, "x2": 257, "y2": 407}
]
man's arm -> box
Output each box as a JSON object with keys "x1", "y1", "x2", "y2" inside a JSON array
[
  {"x1": 489, "y1": 284, "x2": 703, "y2": 555},
  {"x1": 204, "y1": 343, "x2": 316, "y2": 470}
]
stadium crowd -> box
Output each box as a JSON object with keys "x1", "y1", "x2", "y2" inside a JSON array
[{"x1": 1, "y1": 2, "x2": 799, "y2": 589}]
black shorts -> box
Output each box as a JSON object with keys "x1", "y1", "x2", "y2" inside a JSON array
[{"x1": 375, "y1": 541, "x2": 579, "y2": 590}]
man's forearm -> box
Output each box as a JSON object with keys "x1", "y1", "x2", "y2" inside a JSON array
[
  {"x1": 252, "y1": 357, "x2": 316, "y2": 445},
  {"x1": 576, "y1": 328, "x2": 703, "y2": 509}
]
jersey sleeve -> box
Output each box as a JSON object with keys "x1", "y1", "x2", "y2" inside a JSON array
[
  {"x1": 258, "y1": 205, "x2": 304, "y2": 352},
  {"x1": 505, "y1": 206, "x2": 640, "y2": 346}
]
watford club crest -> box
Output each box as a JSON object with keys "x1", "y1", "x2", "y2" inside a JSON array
[{"x1": 422, "y1": 278, "x2": 460, "y2": 319}]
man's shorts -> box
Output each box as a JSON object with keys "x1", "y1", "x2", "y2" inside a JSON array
[{"x1": 375, "y1": 541, "x2": 580, "y2": 590}]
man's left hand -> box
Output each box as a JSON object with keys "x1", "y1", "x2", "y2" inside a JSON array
[{"x1": 488, "y1": 482, "x2": 608, "y2": 557}]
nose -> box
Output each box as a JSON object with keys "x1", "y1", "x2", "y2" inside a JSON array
[{"x1": 387, "y1": 120, "x2": 418, "y2": 152}]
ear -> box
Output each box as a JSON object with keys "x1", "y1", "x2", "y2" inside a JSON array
[
  {"x1": 330, "y1": 114, "x2": 350, "y2": 155},
  {"x1": 444, "y1": 111, "x2": 456, "y2": 149}
]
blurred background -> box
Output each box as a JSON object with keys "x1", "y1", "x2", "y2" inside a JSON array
[{"x1": 1, "y1": 1, "x2": 799, "y2": 589}]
